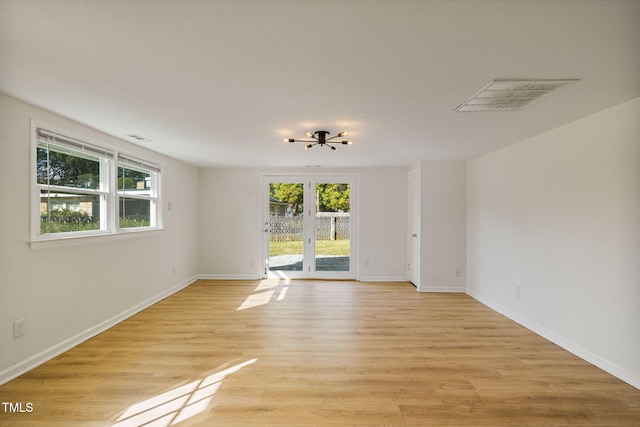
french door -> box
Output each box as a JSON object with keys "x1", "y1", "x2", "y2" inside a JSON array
[{"x1": 262, "y1": 175, "x2": 357, "y2": 279}]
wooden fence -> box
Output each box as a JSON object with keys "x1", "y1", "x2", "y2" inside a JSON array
[{"x1": 269, "y1": 213, "x2": 350, "y2": 242}]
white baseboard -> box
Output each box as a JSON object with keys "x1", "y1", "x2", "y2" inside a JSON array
[
  {"x1": 198, "y1": 274, "x2": 261, "y2": 281},
  {"x1": 418, "y1": 285, "x2": 466, "y2": 293},
  {"x1": 199, "y1": 274, "x2": 408, "y2": 283},
  {"x1": 466, "y1": 288, "x2": 640, "y2": 391},
  {"x1": 0, "y1": 275, "x2": 198, "y2": 387},
  {"x1": 358, "y1": 276, "x2": 408, "y2": 282}
]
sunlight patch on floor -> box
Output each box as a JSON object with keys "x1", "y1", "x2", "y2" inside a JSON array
[
  {"x1": 111, "y1": 359, "x2": 257, "y2": 427},
  {"x1": 237, "y1": 290, "x2": 275, "y2": 310},
  {"x1": 237, "y1": 275, "x2": 291, "y2": 310},
  {"x1": 269, "y1": 270, "x2": 292, "y2": 283}
]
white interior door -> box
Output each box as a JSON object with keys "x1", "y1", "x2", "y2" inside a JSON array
[
  {"x1": 263, "y1": 175, "x2": 356, "y2": 280},
  {"x1": 407, "y1": 169, "x2": 420, "y2": 287}
]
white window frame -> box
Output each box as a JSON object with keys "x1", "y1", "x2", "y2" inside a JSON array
[
  {"x1": 117, "y1": 154, "x2": 161, "y2": 231},
  {"x1": 31, "y1": 119, "x2": 163, "y2": 244}
]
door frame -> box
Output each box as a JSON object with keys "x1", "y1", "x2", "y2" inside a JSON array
[
  {"x1": 407, "y1": 169, "x2": 420, "y2": 289},
  {"x1": 261, "y1": 173, "x2": 358, "y2": 280}
]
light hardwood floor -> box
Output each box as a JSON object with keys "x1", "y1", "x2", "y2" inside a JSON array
[{"x1": 1, "y1": 279, "x2": 639, "y2": 426}]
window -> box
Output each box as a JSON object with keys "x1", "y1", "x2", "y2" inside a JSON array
[
  {"x1": 33, "y1": 123, "x2": 162, "y2": 241},
  {"x1": 36, "y1": 128, "x2": 112, "y2": 235},
  {"x1": 118, "y1": 155, "x2": 160, "y2": 229}
]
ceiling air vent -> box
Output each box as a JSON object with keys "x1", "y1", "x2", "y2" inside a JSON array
[
  {"x1": 127, "y1": 134, "x2": 154, "y2": 143},
  {"x1": 455, "y1": 79, "x2": 579, "y2": 112}
]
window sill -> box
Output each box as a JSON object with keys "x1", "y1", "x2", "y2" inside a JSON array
[{"x1": 29, "y1": 227, "x2": 164, "y2": 250}]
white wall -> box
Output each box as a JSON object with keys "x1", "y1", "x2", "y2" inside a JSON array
[
  {"x1": 358, "y1": 168, "x2": 408, "y2": 281},
  {"x1": 198, "y1": 168, "x2": 263, "y2": 279},
  {"x1": 0, "y1": 93, "x2": 200, "y2": 384},
  {"x1": 466, "y1": 97, "x2": 640, "y2": 388},
  {"x1": 198, "y1": 167, "x2": 408, "y2": 281},
  {"x1": 418, "y1": 161, "x2": 467, "y2": 292}
]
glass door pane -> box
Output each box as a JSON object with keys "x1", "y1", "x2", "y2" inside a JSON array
[
  {"x1": 263, "y1": 175, "x2": 356, "y2": 280},
  {"x1": 314, "y1": 182, "x2": 351, "y2": 272},
  {"x1": 268, "y1": 182, "x2": 304, "y2": 274}
]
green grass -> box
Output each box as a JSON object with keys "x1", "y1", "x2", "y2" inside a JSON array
[
  {"x1": 119, "y1": 218, "x2": 151, "y2": 228},
  {"x1": 40, "y1": 221, "x2": 100, "y2": 234},
  {"x1": 40, "y1": 217, "x2": 150, "y2": 234},
  {"x1": 269, "y1": 240, "x2": 350, "y2": 257}
]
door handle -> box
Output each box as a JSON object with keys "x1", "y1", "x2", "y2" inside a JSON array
[{"x1": 412, "y1": 233, "x2": 417, "y2": 238}]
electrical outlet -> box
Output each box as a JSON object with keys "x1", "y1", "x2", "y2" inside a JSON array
[
  {"x1": 515, "y1": 286, "x2": 521, "y2": 298},
  {"x1": 13, "y1": 319, "x2": 26, "y2": 338},
  {"x1": 456, "y1": 268, "x2": 462, "y2": 277},
  {"x1": 364, "y1": 259, "x2": 370, "y2": 267},
  {"x1": 171, "y1": 266, "x2": 176, "y2": 275}
]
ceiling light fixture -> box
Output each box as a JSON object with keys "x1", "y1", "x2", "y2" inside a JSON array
[{"x1": 285, "y1": 130, "x2": 352, "y2": 151}]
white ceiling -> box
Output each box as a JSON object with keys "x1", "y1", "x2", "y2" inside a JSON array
[{"x1": 1, "y1": 0, "x2": 639, "y2": 168}]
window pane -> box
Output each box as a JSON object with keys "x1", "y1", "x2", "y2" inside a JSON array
[
  {"x1": 268, "y1": 183, "x2": 304, "y2": 272},
  {"x1": 40, "y1": 190, "x2": 101, "y2": 234},
  {"x1": 315, "y1": 183, "x2": 351, "y2": 272},
  {"x1": 119, "y1": 197, "x2": 151, "y2": 228},
  {"x1": 37, "y1": 146, "x2": 100, "y2": 189},
  {"x1": 118, "y1": 166, "x2": 151, "y2": 193}
]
